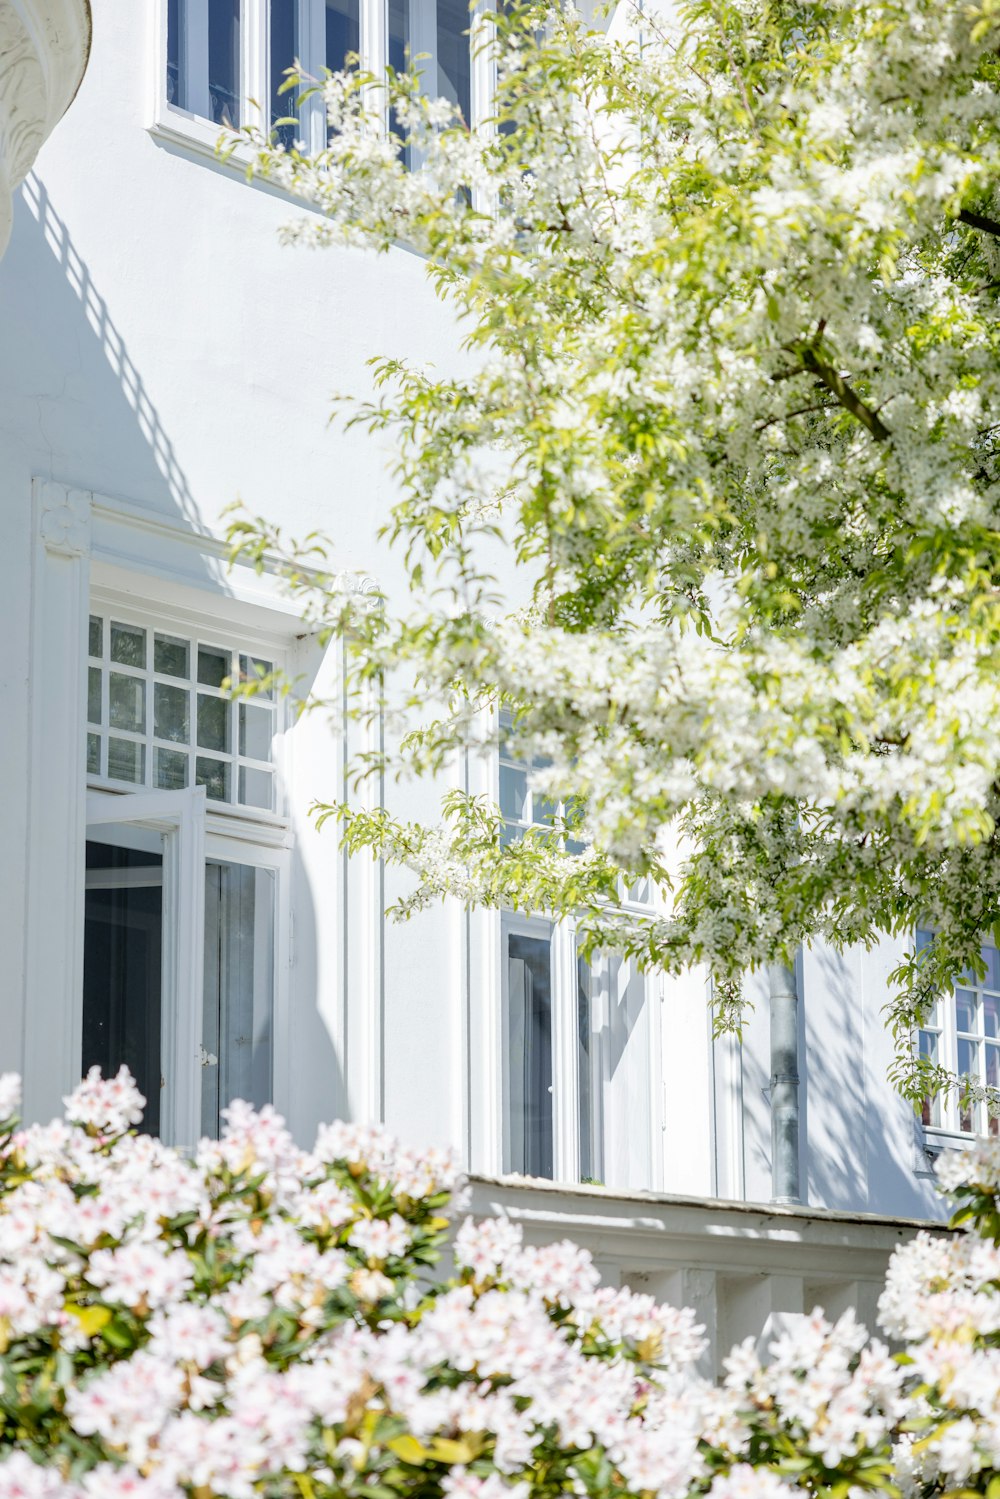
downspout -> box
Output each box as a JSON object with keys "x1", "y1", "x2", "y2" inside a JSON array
[{"x1": 767, "y1": 960, "x2": 801, "y2": 1205}]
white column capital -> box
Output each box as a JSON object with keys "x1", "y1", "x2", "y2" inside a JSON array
[
  {"x1": 0, "y1": 0, "x2": 91, "y2": 256},
  {"x1": 36, "y1": 478, "x2": 91, "y2": 557}
]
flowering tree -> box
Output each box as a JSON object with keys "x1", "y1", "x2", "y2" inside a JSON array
[
  {"x1": 230, "y1": 0, "x2": 1000, "y2": 1101},
  {"x1": 3, "y1": 1066, "x2": 1000, "y2": 1496}
]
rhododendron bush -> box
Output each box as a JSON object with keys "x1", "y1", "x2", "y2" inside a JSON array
[
  {"x1": 1, "y1": 1067, "x2": 999, "y2": 1499},
  {"x1": 226, "y1": 0, "x2": 1000, "y2": 1104}
]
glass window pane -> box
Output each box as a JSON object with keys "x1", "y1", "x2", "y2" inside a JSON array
[
  {"x1": 534, "y1": 793, "x2": 558, "y2": 827},
  {"x1": 270, "y1": 0, "x2": 298, "y2": 141},
  {"x1": 987, "y1": 947, "x2": 1000, "y2": 994},
  {"x1": 499, "y1": 762, "x2": 528, "y2": 822},
  {"x1": 108, "y1": 738, "x2": 145, "y2": 784},
  {"x1": 326, "y1": 0, "x2": 360, "y2": 70},
  {"x1": 986, "y1": 993, "x2": 1000, "y2": 1039},
  {"x1": 434, "y1": 0, "x2": 471, "y2": 124},
  {"x1": 89, "y1": 615, "x2": 103, "y2": 658},
  {"x1": 956, "y1": 990, "x2": 979, "y2": 1034},
  {"x1": 505, "y1": 931, "x2": 552, "y2": 1178},
  {"x1": 88, "y1": 666, "x2": 102, "y2": 726},
  {"x1": 388, "y1": 0, "x2": 411, "y2": 167},
  {"x1": 919, "y1": 1030, "x2": 939, "y2": 1064},
  {"x1": 238, "y1": 766, "x2": 273, "y2": 811},
  {"x1": 958, "y1": 1036, "x2": 979, "y2": 1080},
  {"x1": 578, "y1": 953, "x2": 595, "y2": 1182},
  {"x1": 155, "y1": 747, "x2": 188, "y2": 791},
  {"x1": 167, "y1": 0, "x2": 180, "y2": 104},
  {"x1": 987, "y1": 1044, "x2": 999, "y2": 1089},
  {"x1": 196, "y1": 756, "x2": 231, "y2": 802},
  {"x1": 87, "y1": 733, "x2": 101, "y2": 776},
  {"x1": 239, "y1": 653, "x2": 273, "y2": 699},
  {"x1": 84, "y1": 842, "x2": 163, "y2": 1138},
  {"x1": 154, "y1": 633, "x2": 190, "y2": 679},
  {"x1": 198, "y1": 645, "x2": 231, "y2": 688},
  {"x1": 109, "y1": 674, "x2": 146, "y2": 734},
  {"x1": 111, "y1": 622, "x2": 146, "y2": 669},
  {"x1": 202, "y1": 863, "x2": 275, "y2": 1138},
  {"x1": 209, "y1": 0, "x2": 241, "y2": 128},
  {"x1": 197, "y1": 693, "x2": 230, "y2": 752},
  {"x1": 915, "y1": 927, "x2": 933, "y2": 953},
  {"x1": 239, "y1": 702, "x2": 273, "y2": 761},
  {"x1": 154, "y1": 684, "x2": 190, "y2": 744}
]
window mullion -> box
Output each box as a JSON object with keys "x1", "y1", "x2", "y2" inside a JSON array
[
  {"x1": 551, "y1": 923, "x2": 581, "y2": 1182},
  {"x1": 245, "y1": 0, "x2": 269, "y2": 130}
]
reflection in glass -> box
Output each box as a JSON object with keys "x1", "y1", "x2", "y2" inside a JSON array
[
  {"x1": 239, "y1": 766, "x2": 274, "y2": 811},
  {"x1": 239, "y1": 654, "x2": 273, "y2": 698},
  {"x1": 87, "y1": 733, "x2": 101, "y2": 776},
  {"x1": 499, "y1": 762, "x2": 528, "y2": 822},
  {"x1": 196, "y1": 756, "x2": 231, "y2": 802},
  {"x1": 89, "y1": 615, "x2": 103, "y2": 658},
  {"x1": 505, "y1": 931, "x2": 552, "y2": 1178},
  {"x1": 111, "y1": 622, "x2": 146, "y2": 669},
  {"x1": 578, "y1": 953, "x2": 596, "y2": 1182},
  {"x1": 326, "y1": 0, "x2": 360, "y2": 71},
  {"x1": 198, "y1": 645, "x2": 230, "y2": 688},
  {"x1": 84, "y1": 842, "x2": 163, "y2": 1137},
  {"x1": 239, "y1": 702, "x2": 272, "y2": 761},
  {"x1": 110, "y1": 674, "x2": 145, "y2": 733},
  {"x1": 154, "y1": 633, "x2": 190, "y2": 679},
  {"x1": 202, "y1": 862, "x2": 275, "y2": 1138},
  {"x1": 270, "y1": 0, "x2": 298, "y2": 143},
  {"x1": 88, "y1": 667, "x2": 102, "y2": 726},
  {"x1": 155, "y1": 684, "x2": 190, "y2": 744},
  {"x1": 108, "y1": 739, "x2": 145, "y2": 784},
  {"x1": 956, "y1": 990, "x2": 978, "y2": 1033},
  {"x1": 209, "y1": 0, "x2": 241, "y2": 127},
  {"x1": 155, "y1": 747, "x2": 189, "y2": 790},
  {"x1": 197, "y1": 693, "x2": 230, "y2": 752}
]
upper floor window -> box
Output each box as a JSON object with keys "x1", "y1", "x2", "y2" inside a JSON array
[
  {"x1": 161, "y1": 0, "x2": 487, "y2": 156},
  {"x1": 916, "y1": 927, "x2": 1000, "y2": 1136},
  {"x1": 87, "y1": 612, "x2": 279, "y2": 813}
]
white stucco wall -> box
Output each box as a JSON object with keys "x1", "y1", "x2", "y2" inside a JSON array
[{"x1": 0, "y1": 0, "x2": 947, "y2": 1225}]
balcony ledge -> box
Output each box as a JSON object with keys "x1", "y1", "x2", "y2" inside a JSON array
[{"x1": 0, "y1": 0, "x2": 91, "y2": 257}]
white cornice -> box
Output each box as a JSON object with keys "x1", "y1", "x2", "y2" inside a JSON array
[{"x1": 0, "y1": 0, "x2": 91, "y2": 256}]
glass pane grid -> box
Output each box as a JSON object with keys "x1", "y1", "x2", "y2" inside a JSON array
[{"x1": 86, "y1": 612, "x2": 278, "y2": 812}]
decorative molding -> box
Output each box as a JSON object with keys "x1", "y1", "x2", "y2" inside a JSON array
[
  {"x1": 0, "y1": 0, "x2": 91, "y2": 257},
  {"x1": 38, "y1": 478, "x2": 91, "y2": 556}
]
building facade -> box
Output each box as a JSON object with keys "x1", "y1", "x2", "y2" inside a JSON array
[{"x1": 0, "y1": 0, "x2": 963, "y2": 1358}]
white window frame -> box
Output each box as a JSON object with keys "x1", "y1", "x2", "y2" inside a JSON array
[
  {"x1": 85, "y1": 592, "x2": 293, "y2": 1148},
  {"x1": 149, "y1": 0, "x2": 497, "y2": 165},
  {"x1": 916, "y1": 931, "x2": 1000, "y2": 1147}
]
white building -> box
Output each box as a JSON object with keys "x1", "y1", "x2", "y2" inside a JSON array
[{"x1": 0, "y1": 0, "x2": 966, "y2": 1364}]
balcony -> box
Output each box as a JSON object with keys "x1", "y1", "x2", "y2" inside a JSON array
[
  {"x1": 469, "y1": 1175, "x2": 944, "y2": 1376},
  {"x1": 0, "y1": 0, "x2": 91, "y2": 257}
]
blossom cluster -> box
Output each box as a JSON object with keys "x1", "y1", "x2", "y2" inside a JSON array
[
  {"x1": 232, "y1": 0, "x2": 1000, "y2": 1103},
  {"x1": 3, "y1": 1067, "x2": 978, "y2": 1499}
]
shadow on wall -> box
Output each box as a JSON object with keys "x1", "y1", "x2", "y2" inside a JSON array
[
  {"x1": 806, "y1": 943, "x2": 942, "y2": 1220},
  {"x1": 0, "y1": 174, "x2": 348, "y2": 1140},
  {"x1": 2, "y1": 176, "x2": 201, "y2": 523}
]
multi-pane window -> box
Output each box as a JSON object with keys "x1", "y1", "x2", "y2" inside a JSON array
[
  {"x1": 87, "y1": 613, "x2": 279, "y2": 813},
  {"x1": 163, "y1": 0, "x2": 486, "y2": 154},
  {"x1": 916, "y1": 927, "x2": 1000, "y2": 1136},
  {"x1": 499, "y1": 720, "x2": 585, "y2": 853}
]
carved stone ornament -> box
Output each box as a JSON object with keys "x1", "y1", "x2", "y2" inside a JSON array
[
  {"x1": 37, "y1": 480, "x2": 91, "y2": 557},
  {"x1": 0, "y1": 0, "x2": 91, "y2": 257}
]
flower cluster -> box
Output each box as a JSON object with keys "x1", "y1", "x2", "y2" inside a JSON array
[{"x1": 7, "y1": 1070, "x2": 1000, "y2": 1499}]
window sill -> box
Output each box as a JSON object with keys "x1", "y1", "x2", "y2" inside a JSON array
[{"x1": 148, "y1": 103, "x2": 254, "y2": 173}]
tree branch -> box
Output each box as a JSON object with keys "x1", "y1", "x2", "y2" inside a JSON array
[
  {"x1": 799, "y1": 348, "x2": 891, "y2": 442},
  {"x1": 959, "y1": 208, "x2": 1000, "y2": 239}
]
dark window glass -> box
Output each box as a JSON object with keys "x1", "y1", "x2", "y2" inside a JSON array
[
  {"x1": 327, "y1": 0, "x2": 360, "y2": 71},
  {"x1": 209, "y1": 0, "x2": 241, "y2": 127},
  {"x1": 270, "y1": 0, "x2": 298, "y2": 143},
  {"x1": 167, "y1": 0, "x2": 181, "y2": 104},
  {"x1": 506, "y1": 933, "x2": 552, "y2": 1178},
  {"x1": 436, "y1": 0, "x2": 470, "y2": 124},
  {"x1": 83, "y1": 843, "x2": 163, "y2": 1138}
]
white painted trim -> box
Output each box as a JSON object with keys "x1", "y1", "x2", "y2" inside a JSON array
[{"x1": 23, "y1": 480, "x2": 91, "y2": 1123}]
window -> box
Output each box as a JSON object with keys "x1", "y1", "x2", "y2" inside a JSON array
[
  {"x1": 497, "y1": 715, "x2": 655, "y2": 1183},
  {"x1": 87, "y1": 611, "x2": 279, "y2": 813},
  {"x1": 916, "y1": 927, "x2": 1000, "y2": 1136},
  {"x1": 83, "y1": 603, "x2": 287, "y2": 1146},
  {"x1": 160, "y1": 0, "x2": 489, "y2": 155}
]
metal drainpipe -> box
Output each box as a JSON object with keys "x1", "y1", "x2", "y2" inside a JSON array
[{"x1": 767, "y1": 960, "x2": 801, "y2": 1205}]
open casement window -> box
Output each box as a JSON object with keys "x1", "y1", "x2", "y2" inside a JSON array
[
  {"x1": 916, "y1": 927, "x2": 1000, "y2": 1138},
  {"x1": 160, "y1": 0, "x2": 494, "y2": 158},
  {"x1": 85, "y1": 788, "x2": 279, "y2": 1147},
  {"x1": 501, "y1": 912, "x2": 600, "y2": 1183}
]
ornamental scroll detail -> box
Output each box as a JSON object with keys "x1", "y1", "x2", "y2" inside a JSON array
[{"x1": 36, "y1": 480, "x2": 91, "y2": 558}]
